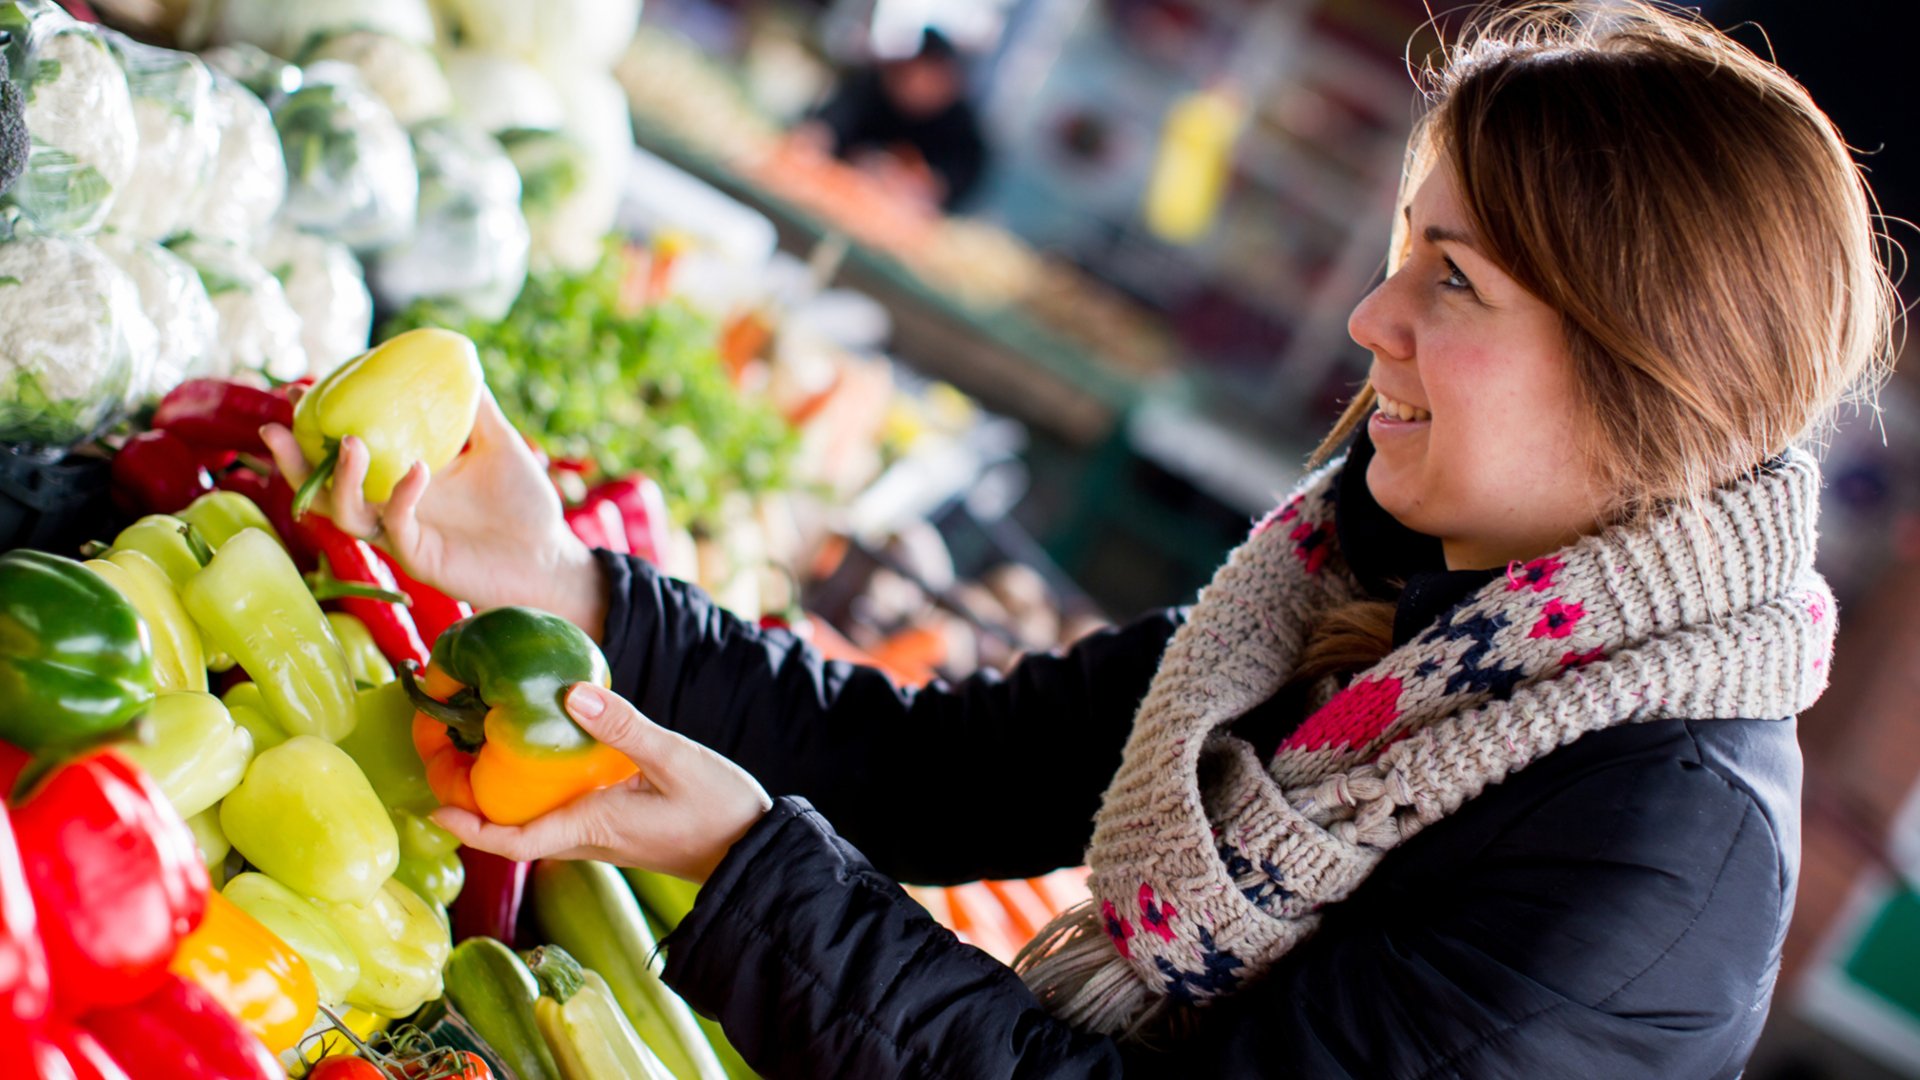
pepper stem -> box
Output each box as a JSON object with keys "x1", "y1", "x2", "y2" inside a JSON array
[
  {"x1": 399, "y1": 662, "x2": 488, "y2": 751},
  {"x1": 79, "y1": 539, "x2": 112, "y2": 558},
  {"x1": 523, "y1": 945, "x2": 586, "y2": 1004},
  {"x1": 290, "y1": 442, "x2": 340, "y2": 520},
  {"x1": 307, "y1": 555, "x2": 412, "y2": 605},
  {"x1": 178, "y1": 523, "x2": 214, "y2": 567}
]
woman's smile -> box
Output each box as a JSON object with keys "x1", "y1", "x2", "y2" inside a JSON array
[{"x1": 1368, "y1": 385, "x2": 1431, "y2": 438}]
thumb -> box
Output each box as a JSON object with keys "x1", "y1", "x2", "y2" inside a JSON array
[{"x1": 566, "y1": 684, "x2": 678, "y2": 772}]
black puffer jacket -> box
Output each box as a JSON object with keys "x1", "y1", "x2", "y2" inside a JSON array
[{"x1": 602, "y1": 444, "x2": 1801, "y2": 1078}]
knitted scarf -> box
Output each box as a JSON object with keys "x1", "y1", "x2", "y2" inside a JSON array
[{"x1": 1016, "y1": 449, "x2": 1835, "y2": 1037}]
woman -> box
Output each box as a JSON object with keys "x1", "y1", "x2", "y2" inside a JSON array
[{"x1": 268, "y1": 2, "x2": 1895, "y2": 1075}]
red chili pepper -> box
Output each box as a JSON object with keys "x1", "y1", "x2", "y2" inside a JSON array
[
  {"x1": 375, "y1": 550, "x2": 472, "y2": 646},
  {"x1": 11, "y1": 752, "x2": 208, "y2": 1017},
  {"x1": 448, "y1": 848, "x2": 528, "y2": 946},
  {"x1": 111, "y1": 431, "x2": 214, "y2": 517},
  {"x1": 150, "y1": 380, "x2": 293, "y2": 456},
  {"x1": 564, "y1": 499, "x2": 630, "y2": 556},
  {"x1": 585, "y1": 476, "x2": 672, "y2": 566},
  {"x1": 301, "y1": 515, "x2": 430, "y2": 668},
  {"x1": 0, "y1": 804, "x2": 49, "y2": 1024},
  {"x1": 216, "y1": 468, "x2": 318, "y2": 571},
  {"x1": 82, "y1": 974, "x2": 278, "y2": 1080}
]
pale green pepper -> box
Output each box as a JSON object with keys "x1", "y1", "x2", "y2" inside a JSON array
[
  {"x1": 186, "y1": 807, "x2": 231, "y2": 886},
  {"x1": 392, "y1": 809, "x2": 463, "y2": 908},
  {"x1": 222, "y1": 682, "x2": 287, "y2": 754},
  {"x1": 337, "y1": 682, "x2": 463, "y2": 906},
  {"x1": 182, "y1": 529, "x2": 358, "y2": 742},
  {"x1": 106, "y1": 514, "x2": 204, "y2": 587},
  {"x1": 116, "y1": 691, "x2": 253, "y2": 820},
  {"x1": 328, "y1": 612, "x2": 396, "y2": 688},
  {"x1": 224, "y1": 872, "x2": 363, "y2": 1008},
  {"x1": 221, "y1": 735, "x2": 398, "y2": 905},
  {"x1": 84, "y1": 549, "x2": 208, "y2": 693},
  {"x1": 316, "y1": 877, "x2": 450, "y2": 1018},
  {"x1": 177, "y1": 490, "x2": 283, "y2": 552}
]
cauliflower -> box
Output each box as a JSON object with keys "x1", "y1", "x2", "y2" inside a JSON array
[
  {"x1": 302, "y1": 30, "x2": 451, "y2": 126},
  {"x1": 1, "y1": 4, "x2": 138, "y2": 236},
  {"x1": 186, "y1": 72, "x2": 287, "y2": 244},
  {"x1": 209, "y1": 0, "x2": 434, "y2": 58},
  {"x1": 96, "y1": 232, "x2": 219, "y2": 403},
  {"x1": 503, "y1": 73, "x2": 629, "y2": 273},
  {"x1": 272, "y1": 62, "x2": 418, "y2": 252},
  {"x1": 257, "y1": 223, "x2": 372, "y2": 377},
  {"x1": 0, "y1": 234, "x2": 151, "y2": 447},
  {"x1": 443, "y1": 0, "x2": 641, "y2": 75},
  {"x1": 366, "y1": 117, "x2": 527, "y2": 320},
  {"x1": 440, "y1": 48, "x2": 565, "y2": 136},
  {"x1": 103, "y1": 34, "x2": 219, "y2": 241},
  {"x1": 168, "y1": 236, "x2": 307, "y2": 382}
]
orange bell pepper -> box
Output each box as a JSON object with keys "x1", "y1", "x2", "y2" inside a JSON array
[{"x1": 169, "y1": 890, "x2": 318, "y2": 1054}]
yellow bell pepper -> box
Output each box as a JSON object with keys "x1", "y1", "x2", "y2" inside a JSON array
[{"x1": 169, "y1": 890, "x2": 319, "y2": 1055}]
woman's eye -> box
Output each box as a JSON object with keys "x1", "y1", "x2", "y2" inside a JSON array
[{"x1": 1441, "y1": 257, "x2": 1473, "y2": 291}]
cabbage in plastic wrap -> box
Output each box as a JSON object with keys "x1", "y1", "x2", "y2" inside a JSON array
[
  {"x1": 272, "y1": 62, "x2": 418, "y2": 253},
  {"x1": 0, "y1": 234, "x2": 152, "y2": 447},
  {"x1": 503, "y1": 72, "x2": 629, "y2": 273},
  {"x1": 167, "y1": 235, "x2": 307, "y2": 382},
  {"x1": 441, "y1": 47, "x2": 565, "y2": 137},
  {"x1": 104, "y1": 33, "x2": 218, "y2": 242},
  {"x1": 367, "y1": 117, "x2": 528, "y2": 321},
  {"x1": 206, "y1": 0, "x2": 435, "y2": 58},
  {"x1": 258, "y1": 223, "x2": 371, "y2": 378},
  {"x1": 186, "y1": 72, "x2": 287, "y2": 244},
  {"x1": 0, "y1": 2, "x2": 137, "y2": 236},
  {"x1": 443, "y1": 0, "x2": 641, "y2": 75},
  {"x1": 302, "y1": 30, "x2": 451, "y2": 126},
  {"x1": 96, "y1": 232, "x2": 219, "y2": 404}
]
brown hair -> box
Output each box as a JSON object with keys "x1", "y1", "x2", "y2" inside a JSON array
[{"x1": 1295, "y1": 0, "x2": 1901, "y2": 686}]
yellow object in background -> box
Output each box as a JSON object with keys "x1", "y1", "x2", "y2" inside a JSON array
[
  {"x1": 1143, "y1": 87, "x2": 1247, "y2": 244},
  {"x1": 170, "y1": 891, "x2": 319, "y2": 1055}
]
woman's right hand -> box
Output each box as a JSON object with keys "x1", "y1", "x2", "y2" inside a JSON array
[{"x1": 261, "y1": 389, "x2": 610, "y2": 640}]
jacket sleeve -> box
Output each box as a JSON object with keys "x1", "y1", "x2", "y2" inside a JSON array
[
  {"x1": 594, "y1": 551, "x2": 1182, "y2": 885},
  {"x1": 662, "y1": 737, "x2": 1788, "y2": 1079}
]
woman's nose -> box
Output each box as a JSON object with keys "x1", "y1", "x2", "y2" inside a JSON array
[{"x1": 1348, "y1": 275, "x2": 1411, "y2": 361}]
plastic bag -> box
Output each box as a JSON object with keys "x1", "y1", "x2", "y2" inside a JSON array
[
  {"x1": 167, "y1": 236, "x2": 307, "y2": 382},
  {"x1": 208, "y1": 0, "x2": 435, "y2": 58},
  {"x1": 366, "y1": 117, "x2": 528, "y2": 321},
  {"x1": 200, "y1": 41, "x2": 301, "y2": 103},
  {"x1": 302, "y1": 30, "x2": 451, "y2": 126},
  {"x1": 0, "y1": 234, "x2": 150, "y2": 447},
  {"x1": 96, "y1": 232, "x2": 220, "y2": 403},
  {"x1": 0, "y1": 2, "x2": 138, "y2": 236},
  {"x1": 186, "y1": 72, "x2": 287, "y2": 244},
  {"x1": 272, "y1": 61, "x2": 418, "y2": 253},
  {"x1": 441, "y1": 48, "x2": 565, "y2": 136},
  {"x1": 257, "y1": 223, "x2": 372, "y2": 378},
  {"x1": 505, "y1": 73, "x2": 629, "y2": 273},
  {"x1": 103, "y1": 33, "x2": 219, "y2": 242},
  {"x1": 443, "y1": 0, "x2": 641, "y2": 75}
]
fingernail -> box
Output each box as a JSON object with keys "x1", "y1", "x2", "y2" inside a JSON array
[{"x1": 569, "y1": 684, "x2": 606, "y2": 719}]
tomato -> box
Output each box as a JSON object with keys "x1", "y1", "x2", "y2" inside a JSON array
[
  {"x1": 400, "y1": 1050, "x2": 493, "y2": 1080},
  {"x1": 308, "y1": 1057, "x2": 389, "y2": 1080}
]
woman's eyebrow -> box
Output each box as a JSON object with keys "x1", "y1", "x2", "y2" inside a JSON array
[{"x1": 1403, "y1": 205, "x2": 1482, "y2": 252}]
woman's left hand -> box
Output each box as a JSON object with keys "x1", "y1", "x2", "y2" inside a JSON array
[{"x1": 429, "y1": 684, "x2": 773, "y2": 884}]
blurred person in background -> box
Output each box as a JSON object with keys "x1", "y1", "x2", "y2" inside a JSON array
[
  {"x1": 793, "y1": 27, "x2": 989, "y2": 210},
  {"x1": 273, "y1": 2, "x2": 1899, "y2": 1075}
]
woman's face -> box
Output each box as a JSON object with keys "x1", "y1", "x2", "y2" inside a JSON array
[{"x1": 1346, "y1": 163, "x2": 1609, "y2": 570}]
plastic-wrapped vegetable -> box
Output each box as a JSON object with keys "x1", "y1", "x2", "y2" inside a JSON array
[
  {"x1": 503, "y1": 73, "x2": 629, "y2": 274},
  {"x1": 258, "y1": 224, "x2": 372, "y2": 377},
  {"x1": 272, "y1": 62, "x2": 418, "y2": 253},
  {"x1": 444, "y1": 0, "x2": 641, "y2": 75},
  {"x1": 186, "y1": 72, "x2": 286, "y2": 244},
  {"x1": 208, "y1": 0, "x2": 434, "y2": 58},
  {"x1": 96, "y1": 234, "x2": 219, "y2": 404},
  {"x1": 302, "y1": 30, "x2": 450, "y2": 126},
  {"x1": 199, "y1": 42, "x2": 300, "y2": 103},
  {"x1": 0, "y1": 235, "x2": 150, "y2": 447},
  {"x1": 441, "y1": 48, "x2": 565, "y2": 137},
  {"x1": 367, "y1": 118, "x2": 528, "y2": 321},
  {"x1": 0, "y1": 2, "x2": 138, "y2": 236},
  {"x1": 103, "y1": 34, "x2": 218, "y2": 242},
  {"x1": 168, "y1": 236, "x2": 308, "y2": 381}
]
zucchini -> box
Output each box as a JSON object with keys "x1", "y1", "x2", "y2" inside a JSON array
[
  {"x1": 442, "y1": 936, "x2": 565, "y2": 1080},
  {"x1": 526, "y1": 945, "x2": 677, "y2": 1080}
]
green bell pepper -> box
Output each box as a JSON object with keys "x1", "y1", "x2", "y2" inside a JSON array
[
  {"x1": 107, "y1": 514, "x2": 205, "y2": 588},
  {"x1": 220, "y1": 734, "x2": 399, "y2": 906},
  {"x1": 316, "y1": 877, "x2": 450, "y2": 1018},
  {"x1": 115, "y1": 691, "x2": 253, "y2": 820},
  {"x1": 84, "y1": 549, "x2": 208, "y2": 693},
  {"x1": 0, "y1": 549, "x2": 155, "y2": 751},
  {"x1": 328, "y1": 612, "x2": 395, "y2": 688},
  {"x1": 182, "y1": 528, "x2": 358, "y2": 742},
  {"x1": 222, "y1": 682, "x2": 287, "y2": 754},
  {"x1": 186, "y1": 807, "x2": 231, "y2": 886},
  {"x1": 177, "y1": 491, "x2": 284, "y2": 552},
  {"x1": 224, "y1": 872, "x2": 363, "y2": 1009}
]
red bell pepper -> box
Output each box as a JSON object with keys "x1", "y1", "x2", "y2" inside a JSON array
[
  {"x1": 150, "y1": 380, "x2": 292, "y2": 457},
  {"x1": 0, "y1": 805, "x2": 48, "y2": 1024},
  {"x1": 302, "y1": 516, "x2": 430, "y2": 668},
  {"x1": 82, "y1": 974, "x2": 278, "y2": 1080},
  {"x1": 564, "y1": 499, "x2": 630, "y2": 555},
  {"x1": 111, "y1": 431, "x2": 214, "y2": 517},
  {"x1": 376, "y1": 550, "x2": 472, "y2": 646},
  {"x1": 217, "y1": 468, "x2": 320, "y2": 571},
  {"x1": 585, "y1": 476, "x2": 672, "y2": 566},
  {"x1": 448, "y1": 847, "x2": 528, "y2": 946},
  {"x1": 10, "y1": 752, "x2": 208, "y2": 1017},
  {"x1": 45, "y1": 1024, "x2": 127, "y2": 1080}
]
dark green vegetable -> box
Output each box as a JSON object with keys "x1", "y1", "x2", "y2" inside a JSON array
[{"x1": 0, "y1": 52, "x2": 25, "y2": 198}]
